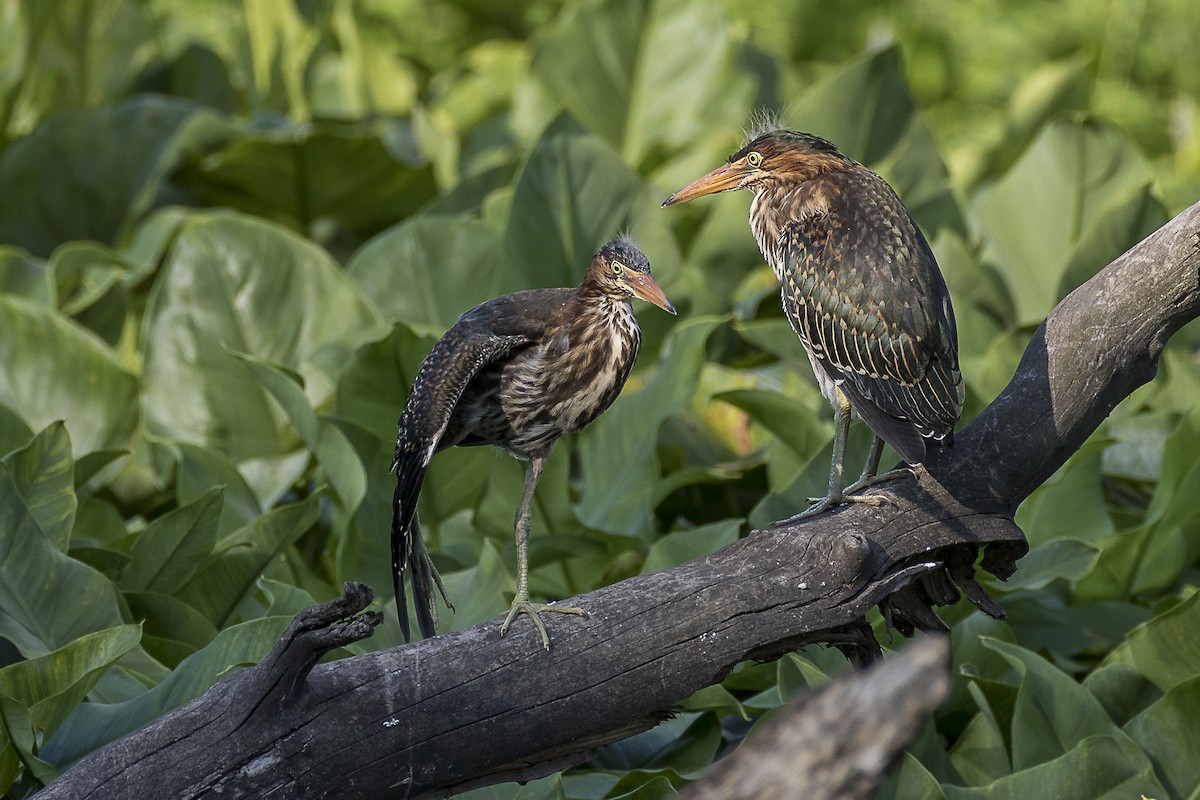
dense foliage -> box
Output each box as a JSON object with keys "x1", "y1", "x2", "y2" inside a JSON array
[{"x1": 0, "y1": 1, "x2": 1198, "y2": 798}]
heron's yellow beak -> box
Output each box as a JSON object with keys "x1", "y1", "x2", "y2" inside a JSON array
[
  {"x1": 662, "y1": 162, "x2": 750, "y2": 206},
  {"x1": 628, "y1": 273, "x2": 676, "y2": 315}
]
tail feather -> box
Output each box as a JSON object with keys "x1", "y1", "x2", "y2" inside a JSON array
[{"x1": 391, "y1": 445, "x2": 427, "y2": 642}]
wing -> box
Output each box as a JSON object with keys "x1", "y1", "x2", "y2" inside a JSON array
[
  {"x1": 391, "y1": 288, "x2": 571, "y2": 641},
  {"x1": 775, "y1": 170, "x2": 963, "y2": 462}
]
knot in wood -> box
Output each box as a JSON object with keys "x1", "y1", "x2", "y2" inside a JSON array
[{"x1": 828, "y1": 532, "x2": 871, "y2": 577}]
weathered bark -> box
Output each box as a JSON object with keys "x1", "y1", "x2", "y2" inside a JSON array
[
  {"x1": 35, "y1": 201, "x2": 1200, "y2": 799},
  {"x1": 680, "y1": 636, "x2": 951, "y2": 800}
]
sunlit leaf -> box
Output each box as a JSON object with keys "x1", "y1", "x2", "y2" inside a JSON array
[
  {"x1": 531, "y1": 0, "x2": 753, "y2": 165},
  {"x1": 347, "y1": 215, "x2": 502, "y2": 334},
  {"x1": 141, "y1": 210, "x2": 386, "y2": 501},
  {"x1": 501, "y1": 117, "x2": 681, "y2": 301},
  {"x1": 971, "y1": 119, "x2": 1162, "y2": 325}
]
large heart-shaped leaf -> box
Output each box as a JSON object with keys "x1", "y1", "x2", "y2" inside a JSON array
[
  {"x1": 347, "y1": 215, "x2": 502, "y2": 335},
  {"x1": 502, "y1": 117, "x2": 681, "y2": 300},
  {"x1": 0, "y1": 96, "x2": 227, "y2": 257},
  {"x1": 531, "y1": 0, "x2": 753, "y2": 165},
  {"x1": 971, "y1": 119, "x2": 1163, "y2": 325},
  {"x1": 141, "y1": 210, "x2": 387, "y2": 499},
  {"x1": 173, "y1": 119, "x2": 437, "y2": 239},
  {"x1": 0, "y1": 296, "x2": 137, "y2": 457}
]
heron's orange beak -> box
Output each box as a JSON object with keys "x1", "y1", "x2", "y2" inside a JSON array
[
  {"x1": 629, "y1": 273, "x2": 676, "y2": 315},
  {"x1": 662, "y1": 162, "x2": 750, "y2": 206}
]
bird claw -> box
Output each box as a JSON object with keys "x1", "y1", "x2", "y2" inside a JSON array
[
  {"x1": 844, "y1": 466, "x2": 914, "y2": 496},
  {"x1": 500, "y1": 599, "x2": 587, "y2": 650},
  {"x1": 770, "y1": 489, "x2": 891, "y2": 527}
]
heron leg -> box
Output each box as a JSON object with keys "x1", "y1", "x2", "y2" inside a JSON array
[
  {"x1": 843, "y1": 436, "x2": 914, "y2": 496},
  {"x1": 773, "y1": 392, "x2": 885, "y2": 526},
  {"x1": 499, "y1": 451, "x2": 585, "y2": 649}
]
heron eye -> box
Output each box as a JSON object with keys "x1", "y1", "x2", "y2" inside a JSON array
[
  {"x1": 610, "y1": 261, "x2": 624, "y2": 275},
  {"x1": 747, "y1": 151, "x2": 763, "y2": 168}
]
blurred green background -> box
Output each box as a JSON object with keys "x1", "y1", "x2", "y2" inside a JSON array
[{"x1": 1, "y1": 1, "x2": 1199, "y2": 798}]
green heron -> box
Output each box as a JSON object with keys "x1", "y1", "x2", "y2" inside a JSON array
[
  {"x1": 392, "y1": 236, "x2": 675, "y2": 648},
  {"x1": 664, "y1": 128, "x2": 962, "y2": 517}
]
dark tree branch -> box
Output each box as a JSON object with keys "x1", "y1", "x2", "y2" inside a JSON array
[
  {"x1": 36, "y1": 201, "x2": 1200, "y2": 799},
  {"x1": 680, "y1": 636, "x2": 951, "y2": 800}
]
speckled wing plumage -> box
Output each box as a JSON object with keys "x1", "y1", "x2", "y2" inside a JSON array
[
  {"x1": 773, "y1": 168, "x2": 963, "y2": 464},
  {"x1": 391, "y1": 288, "x2": 572, "y2": 640}
]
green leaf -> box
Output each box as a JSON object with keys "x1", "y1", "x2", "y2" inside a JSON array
[
  {"x1": 347, "y1": 215, "x2": 502, "y2": 334},
  {"x1": 1015, "y1": 440, "x2": 1114, "y2": 549},
  {"x1": 981, "y1": 638, "x2": 1138, "y2": 771},
  {"x1": 950, "y1": 710, "x2": 1012, "y2": 786},
  {"x1": 971, "y1": 119, "x2": 1161, "y2": 325},
  {"x1": 941, "y1": 735, "x2": 1162, "y2": 800},
  {"x1": 2, "y1": 422, "x2": 76, "y2": 552},
  {"x1": 0, "y1": 246, "x2": 51, "y2": 305},
  {"x1": 41, "y1": 615, "x2": 291, "y2": 768},
  {"x1": 0, "y1": 462, "x2": 127, "y2": 657},
  {"x1": 575, "y1": 317, "x2": 720, "y2": 537},
  {"x1": 501, "y1": 118, "x2": 681, "y2": 301},
  {"x1": 0, "y1": 695, "x2": 57, "y2": 790},
  {"x1": 878, "y1": 753, "x2": 946, "y2": 800},
  {"x1": 716, "y1": 388, "x2": 827, "y2": 461},
  {"x1": 787, "y1": 45, "x2": 964, "y2": 236},
  {"x1": 1123, "y1": 675, "x2": 1200, "y2": 800},
  {"x1": 0, "y1": 624, "x2": 140, "y2": 743},
  {"x1": 121, "y1": 489, "x2": 223, "y2": 595},
  {"x1": 173, "y1": 442, "x2": 263, "y2": 536},
  {"x1": 174, "y1": 119, "x2": 437, "y2": 238},
  {"x1": 176, "y1": 493, "x2": 321, "y2": 629},
  {"x1": 995, "y1": 540, "x2": 1098, "y2": 591},
  {"x1": 531, "y1": 0, "x2": 753, "y2": 164},
  {"x1": 123, "y1": 591, "x2": 219, "y2": 667},
  {"x1": 1103, "y1": 591, "x2": 1200, "y2": 692},
  {"x1": 593, "y1": 712, "x2": 720, "y2": 777},
  {"x1": 1084, "y1": 662, "x2": 1163, "y2": 728},
  {"x1": 0, "y1": 295, "x2": 137, "y2": 457},
  {"x1": 140, "y1": 210, "x2": 386, "y2": 501},
  {"x1": 640, "y1": 520, "x2": 740, "y2": 574},
  {"x1": 0, "y1": 96, "x2": 228, "y2": 257},
  {"x1": 234, "y1": 354, "x2": 367, "y2": 512}
]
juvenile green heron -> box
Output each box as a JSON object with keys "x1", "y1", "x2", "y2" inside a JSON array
[
  {"x1": 392, "y1": 236, "x2": 675, "y2": 648},
  {"x1": 664, "y1": 128, "x2": 962, "y2": 517}
]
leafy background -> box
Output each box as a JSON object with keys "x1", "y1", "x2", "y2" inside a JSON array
[{"x1": 0, "y1": 0, "x2": 1198, "y2": 798}]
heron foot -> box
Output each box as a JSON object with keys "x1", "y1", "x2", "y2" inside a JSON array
[
  {"x1": 770, "y1": 491, "x2": 886, "y2": 527},
  {"x1": 500, "y1": 597, "x2": 586, "y2": 650},
  {"x1": 844, "y1": 466, "x2": 915, "y2": 496}
]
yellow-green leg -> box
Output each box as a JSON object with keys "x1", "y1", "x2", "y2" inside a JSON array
[
  {"x1": 499, "y1": 451, "x2": 585, "y2": 649},
  {"x1": 774, "y1": 391, "x2": 887, "y2": 525},
  {"x1": 843, "y1": 435, "x2": 913, "y2": 496}
]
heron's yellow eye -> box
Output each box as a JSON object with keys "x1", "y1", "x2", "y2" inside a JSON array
[
  {"x1": 746, "y1": 151, "x2": 763, "y2": 168},
  {"x1": 610, "y1": 261, "x2": 624, "y2": 275}
]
